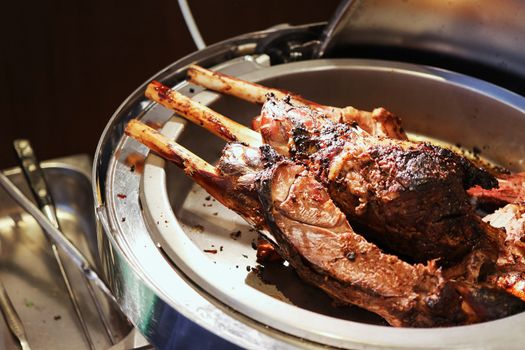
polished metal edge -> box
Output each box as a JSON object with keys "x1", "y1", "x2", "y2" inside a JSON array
[
  {"x1": 93, "y1": 28, "x2": 525, "y2": 349},
  {"x1": 139, "y1": 59, "x2": 525, "y2": 349},
  {"x1": 92, "y1": 25, "x2": 328, "y2": 350}
]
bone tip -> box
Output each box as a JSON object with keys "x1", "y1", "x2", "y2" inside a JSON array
[
  {"x1": 124, "y1": 119, "x2": 141, "y2": 135},
  {"x1": 148, "y1": 80, "x2": 163, "y2": 89},
  {"x1": 146, "y1": 80, "x2": 172, "y2": 100},
  {"x1": 186, "y1": 64, "x2": 203, "y2": 80}
]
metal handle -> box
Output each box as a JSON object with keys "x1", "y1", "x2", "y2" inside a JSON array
[
  {"x1": 314, "y1": 0, "x2": 358, "y2": 58},
  {"x1": 0, "y1": 280, "x2": 32, "y2": 350},
  {"x1": 13, "y1": 139, "x2": 117, "y2": 345},
  {"x1": 13, "y1": 140, "x2": 53, "y2": 209},
  {"x1": 0, "y1": 166, "x2": 122, "y2": 344},
  {"x1": 0, "y1": 169, "x2": 113, "y2": 294},
  {"x1": 13, "y1": 139, "x2": 97, "y2": 350}
]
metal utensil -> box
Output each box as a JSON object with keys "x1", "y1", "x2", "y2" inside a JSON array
[
  {"x1": 12, "y1": 140, "x2": 96, "y2": 350},
  {"x1": 14, "y1": 140, "x2": 118, "y2": 345},
  {"x1": 0, "y1": 167, "x2": 118, "y2": 317},
  {"x1": 0, "y1": 155, "x2": 133, "y2": 348},
  {"x1": 0, "y1": 276, "x2": 31, "y2": 350}
]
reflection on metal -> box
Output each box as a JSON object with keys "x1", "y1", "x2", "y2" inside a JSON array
[
  {"x1": 14, "y1": 140, "x2": 97, "y2": 349},
  {"x1": 0, "y1": 155, "x2": 131, "y2": 349},
  {"x1": 318, "y1": 0, "x2": 525, "y2": 94},
  {"x1": 315, "y1": 0, "x2": 359, "y2": 58},
  {"x1": 0, "y1": 279, "x2": 32, "y2": 350}
]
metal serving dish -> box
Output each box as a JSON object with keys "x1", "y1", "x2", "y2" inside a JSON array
[
  {"x1": 0, "y1": 155, "x2": 130, "y2": 349},
  {"x1": 96, "y1": 56, "x2": 525, "y2": 349}
]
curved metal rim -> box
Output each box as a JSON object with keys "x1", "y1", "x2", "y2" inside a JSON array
[
  {"x1": 140, "y1": 58, "x2": 525, "y2": 349},
  {"x1": 95, "y1": 56, "x2": 525, "y2": 349},
  {"x1": 92, "y1": 25, "x2": 329, "y2": 350}
]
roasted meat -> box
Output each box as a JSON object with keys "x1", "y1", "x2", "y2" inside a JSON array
[
  {"x1": 483, "y1": 204, "x2": 525, "y2": 301},
  {"x1": 257, "y1": 160, "x2": 462, "y2": 327},
  {"x1": 469, "y1": 172, "x2": 525, "y2": 206},
  {"x1": 125, "y1": 119, "x2": 525, "y2": 326},
  {"x1": 259, "y1": 95, "x2": 498, "y2": 263},
  {"x1": 146, "y1": 81, "x2": 497, "y2": 263},
  {"x1": 187, "y1": 64, "x2": 407, "y2": 140}
]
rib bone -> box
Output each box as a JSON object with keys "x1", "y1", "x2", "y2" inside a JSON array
[
  {"x1": 125, "y1": 119, "x2": 264, "y2": 227},
  {"x1": 126, "y1": 119, "x2": 216, "y2": 174},
  {"x1": 187, "y1": 64, "x2": 407, "y2": 140},
  {"x1": 145, "y1": 81, "x2": 262, "y2": 147}
]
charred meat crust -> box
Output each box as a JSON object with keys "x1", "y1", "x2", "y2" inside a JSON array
[
  {"x1": 469, "y1": 172, "x2": 525, "y2": 206},
  {"x1": 260, "y1": 95, "x2": 498, "y2": 262},
  {"x1": 325, "y1": 142, "x2": 496, "y2": 263},
  {"x1": 456, "y1": 283, "x2": 525, "y2": 321}
]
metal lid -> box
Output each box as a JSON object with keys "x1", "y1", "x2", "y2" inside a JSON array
[{"x1": 318, "y1": 0, "x2": 525, "y2": 95}]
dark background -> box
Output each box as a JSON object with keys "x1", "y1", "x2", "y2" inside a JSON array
[{"x1": 1, "y1": 1, "x2": 339, "y2": 169}]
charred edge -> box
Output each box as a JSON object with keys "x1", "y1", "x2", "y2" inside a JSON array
[
  {"x1": 265, "y1": 92, "x2": 276, "y2": 101},
  {"x1": 259, "y1": 145, "x2": 282, "y2": 168},
  {"x1": 316, "y1": 123, "x2": 355, "y2": 150},
  {"x1": 432, "y1": 144, "x2": 498, "y2": 190},
  {"x1": 292, "y1": 126, "x2": 319, "y2": 158},
  {"x1": 458, "y1": 284, "x2": 525, "y2": 321},
  {"x1": 459, "y1": 159, "x2": 499, "y2": 191},
  {"x1": 422, "y1": 282, "x2": 467, "y2": 326},
  {"x1": 150, "y1": 81, "x2": 172, "y2": 102},
  {"x1": 256, "y1": 167, "x2": 276, "y2": 221},
  {"x1": 195, "y1": 169, "x2": 264, "y2": 228}
]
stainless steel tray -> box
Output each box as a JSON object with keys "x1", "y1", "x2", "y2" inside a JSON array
[
  {"x1": 0, "y1": 155, "x2": 130, "y2": 350},
  {"x1": 101, "y1": 58, "x2": 525, "y2": 349}
]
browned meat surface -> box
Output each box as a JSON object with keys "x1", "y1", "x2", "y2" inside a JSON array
[
  {"x1": 217, "y1": 143, "x2": 523, "y2": 325},
  {"x1": 257, "y1": 95, "x2": 498, "y2": 263},
  {"x1": 187, "y1": 64, "x2": 408, "y2": 140},
  {"x1": 256, "y1": 161, "x2": 468, "y2": 326},
  {"x1": 469, "y1": 172, "x2": 525, "y2": 206}
]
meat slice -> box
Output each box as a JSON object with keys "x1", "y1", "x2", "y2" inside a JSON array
[
  {"x1": 256, "y1": 161, "x2": 466, "y2": 327},
  {"x1": 259, "y1": 96, "x2": 498, "y2": 263},
  {"x1": 469, "y1": 172, "x2": 525, "y2": 206}
]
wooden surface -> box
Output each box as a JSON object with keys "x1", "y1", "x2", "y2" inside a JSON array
[{"x1": 0, "y1": 1, "x2": 338, "y2": 169}]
